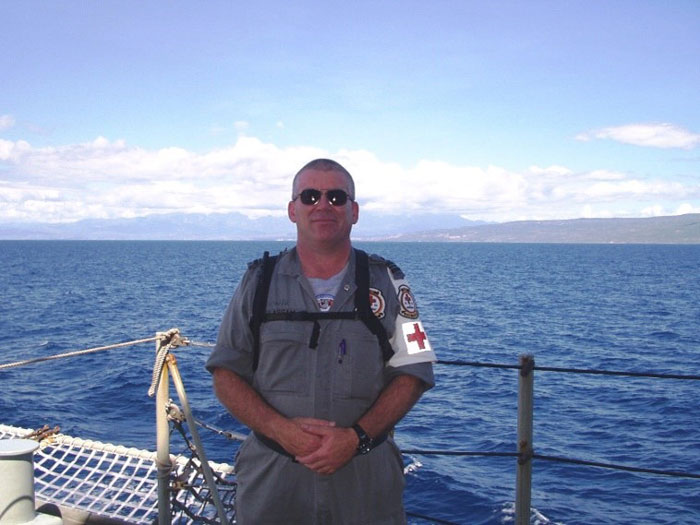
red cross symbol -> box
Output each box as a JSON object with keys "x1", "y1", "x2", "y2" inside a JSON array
[{"x1": 406, "y1": 323, "x2": 427, "y2": 349}]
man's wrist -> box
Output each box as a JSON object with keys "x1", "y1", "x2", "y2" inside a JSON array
[{"x1": 352, "y1": 423, "x2": 373, "y2": 455}]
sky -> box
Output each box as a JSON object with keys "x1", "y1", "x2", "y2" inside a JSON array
[{"x1": 1, "y1": 0, "x2": 699, "y2": 226}]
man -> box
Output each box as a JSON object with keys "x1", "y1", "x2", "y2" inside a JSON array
[{"x1": 206, "y1": 159, "x2": 436, "y2": 524}]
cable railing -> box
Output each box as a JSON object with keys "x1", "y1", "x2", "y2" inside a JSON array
[
  {"x1": 409, "y1": 355, "x2": 700, "y2": 524},
  {"x1": 1, "y1": 331, "x2": 698, "y2": 525},
  {"x1": 437, "y1": 358, "x2": 700, "y2": 381},
  {"x1": 406, "y1": 358, "x2": 700, "y2": 481}
]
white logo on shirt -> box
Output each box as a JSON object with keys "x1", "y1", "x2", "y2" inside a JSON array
[{"x1": 316, "y1": 293, "x2": 334, "y2": 312}]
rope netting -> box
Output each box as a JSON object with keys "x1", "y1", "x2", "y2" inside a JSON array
[{"x1": 0, "y1": 423, "x2": 235, "y2": 524}]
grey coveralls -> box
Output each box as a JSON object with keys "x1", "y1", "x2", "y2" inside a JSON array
[{"x1": 206, "y1": 248, "x2": 435, "y2": 524}]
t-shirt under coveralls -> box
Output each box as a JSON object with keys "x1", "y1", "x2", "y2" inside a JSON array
[{"x1": 206, "y1": 248, "x2": 436, "y2": 524}]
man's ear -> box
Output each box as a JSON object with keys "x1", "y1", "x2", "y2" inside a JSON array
[
  {"x1": 351, "y1": 201, "x2": 359, "y2": 224},
  {"x1": 288, "y1": 201, "x2": 297, "y2": 223}
]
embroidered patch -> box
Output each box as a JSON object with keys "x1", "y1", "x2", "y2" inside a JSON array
[
  {"x1": 402, "y1": 321, "x2": 431, "y2": 354},
  {"x1": 316, "y1": 293, "x2": 334, "y2": 312},
  {"x1": 369, "y1": 288, "x2": 386, "y2": 319},
  {"x1": 398, "y1": 284, "x2": 418, "y2": 319}
]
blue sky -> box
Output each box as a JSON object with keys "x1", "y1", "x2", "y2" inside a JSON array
[{"x1": 1, "y1": 0, "x2": 699, "y2": 225}]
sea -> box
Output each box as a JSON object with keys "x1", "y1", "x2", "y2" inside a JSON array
[{"x1": 1, "y1": 240, "x2": 699, "y2": 525}]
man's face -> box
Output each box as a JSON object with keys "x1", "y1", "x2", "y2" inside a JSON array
[{"x1": 288, "y1": 168, "x2": 359, "y2": 247}]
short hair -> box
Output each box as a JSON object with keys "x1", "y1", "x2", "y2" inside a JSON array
[{"x1": 292, "y1": 158, "x2": 355, "y2": 200}]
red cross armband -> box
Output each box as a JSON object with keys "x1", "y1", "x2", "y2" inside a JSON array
[{"x1": 385, "y1": 270, "x2": 437, "y2": 367}]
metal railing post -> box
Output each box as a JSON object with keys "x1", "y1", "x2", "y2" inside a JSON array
[
  {"x1": 166, "y1": 354, "x2": 230, "y2": 524},
  {"x1": 156, "y1": 333, "x2": 172, "y2": 525},
  {"x1": 515, "y1": 354, "x2": 534, "y2": 525}
]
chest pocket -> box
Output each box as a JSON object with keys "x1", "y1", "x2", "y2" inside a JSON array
[
  {"x1": 250, "y1": 249, "x2": 394, "y2": 373},
  {"x1": 257, "y1": 322, "x2": 311, "y2": 395},
  {"x1": 332, "y1": 328, "x2": 385, "y2": 402}
]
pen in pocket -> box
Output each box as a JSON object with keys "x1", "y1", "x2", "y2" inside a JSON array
[{"x1": 337, "y1": 339, "x2": 347, "y2": 364}]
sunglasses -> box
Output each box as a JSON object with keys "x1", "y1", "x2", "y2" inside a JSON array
[{"x1": 294, "y1": 188, "x2": 353, "y2": 206}]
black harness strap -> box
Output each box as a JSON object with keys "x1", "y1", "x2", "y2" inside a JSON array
[
  {"x1": 250, "y1": 251, "x2": 277, "y2": 372},
  {"x1": 264, "y1": 311, "x2": 360, "y2": 322},
  {"x1": 354, "y1": 249, "x2": 394, "y2": 363},
  {"x1": 249, "y1": 249, "x2": 393, "y2": 371}
]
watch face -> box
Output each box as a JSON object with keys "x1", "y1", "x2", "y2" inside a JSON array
[{"x1": 353, "y1": 424, "x2": 373, "y2": 455}]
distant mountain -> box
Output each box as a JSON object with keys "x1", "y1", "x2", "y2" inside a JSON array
[
  {"x1": 0, "y1": 212, "x2": 293, "y2": 240},
  {"x1": 2, "y1": 212, "x2": 698, "y2": 243},
  {"x1": 353, "y1": 213, "x2": 484, "y2": 239},
  {"x1": 0, "y1": 212, "x2": 483, "y2": 241},
  {"x1": 390, "y1": 213, "x2": 700, "y2": 244}
]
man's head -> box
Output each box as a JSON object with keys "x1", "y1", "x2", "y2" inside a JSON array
[
  {"x1": 291, "y1": 159, "x2": 355, "y2": 201},
  {"x1": 288, "y1": 158, "x2": 359, "y2": 250}
]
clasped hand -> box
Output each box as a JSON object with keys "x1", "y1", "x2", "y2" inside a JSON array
[{"x1": 279, "y1": 418, "x2": 358, "y2": 475}]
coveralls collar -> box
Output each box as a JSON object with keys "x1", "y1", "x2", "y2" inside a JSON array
[{"x1": 277, "y1": 246, "x2": 358, "y2": 311}]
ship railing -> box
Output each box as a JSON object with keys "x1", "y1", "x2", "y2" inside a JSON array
[
  {"x1": 399, "y1": 356, "x2": 700, "y2": 525},
  {"x1": 0, "y1": 329, "x2": 236, "y2": 525},
  {"x1": 2, "y1": 330, "x2": 699, "y2": 525}
]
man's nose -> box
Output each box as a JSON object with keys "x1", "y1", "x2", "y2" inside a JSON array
[{"x1": 316, "y1": 194, "x2": 334, "y2": 208}]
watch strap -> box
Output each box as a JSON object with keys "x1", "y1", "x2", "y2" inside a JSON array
[{"x1": 352, "y1": 423, "x2": 373, "y2": 455}]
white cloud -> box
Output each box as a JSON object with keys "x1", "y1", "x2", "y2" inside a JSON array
[
  {"x1": 576, "y1": 123, "x2": 700, "y2": 149},
  {"x1": 528, "y1": 165, "x2": 572, "y2": 176},
  {"x1": 674, "y1": 203, "x2": 700, "y2": 215},
  {"x1": 1, "y1": 135, "x2": 699, "y2": 224},
  {"x1": 0, "y1": 115, "x2": 16, "y2": 131},
  {"x1": 584, "y1": 169, "x2": 627, "y2": 181}
]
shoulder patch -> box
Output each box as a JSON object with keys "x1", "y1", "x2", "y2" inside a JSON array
[
  {"x1": 369, "y1": 288, "x2": 386, "y2": 319},
  {"x1": 397, "y1": 284, "x2": 419, "y2": 319},
  {"x1": 368, "y1": 253, "x2": 405, "y2": 279}
]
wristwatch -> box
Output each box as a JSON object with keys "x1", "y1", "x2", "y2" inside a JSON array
[{"x1": 352, "y1": 423, "x2": 373, "y2": 455}]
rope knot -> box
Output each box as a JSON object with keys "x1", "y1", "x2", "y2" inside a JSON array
[
  {"x1": 24, "y1": 424, "x2": 60, "y2": 443},
  {"x1": 148, "y1": 328, "x2": 183, "y2": 397}
]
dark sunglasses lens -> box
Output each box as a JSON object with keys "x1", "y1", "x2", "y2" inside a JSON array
[
  {"x1": 298, "y1": 189, "x2": 349, "y2": 206},
  {"x1": 327, "y1": 190, "x2": 348, "y2": 206},
  {"x1": 300, "y1": 189, "x2": 321, "y2": 205}
]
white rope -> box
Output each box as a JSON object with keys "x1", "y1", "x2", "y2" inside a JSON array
[
  {"x1": 0, "y1": 336, "x2": 160, "y2": 370},
  {"x1": 0, "y1": 330, "x2": 217, "y2": 372},
  {"x1": 147, "y1": 328, "x2": 187, "y2": 398},
  {"x1": 187, "y1": 340, "x2": 215, "y2": 348}
]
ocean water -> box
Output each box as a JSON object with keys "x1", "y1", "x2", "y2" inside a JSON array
[{"x1": 1, "y1": 240, "x2": 699, "y2": 524}]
